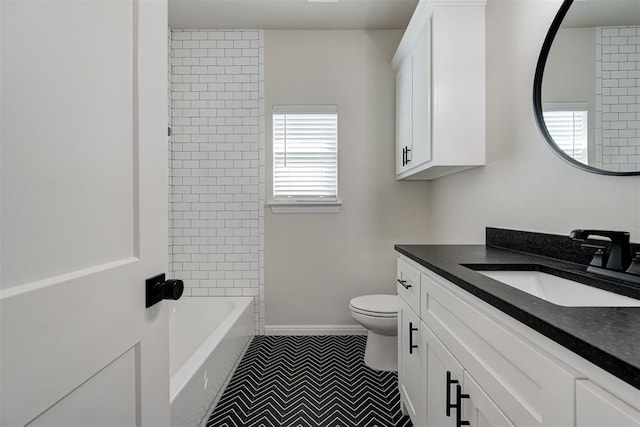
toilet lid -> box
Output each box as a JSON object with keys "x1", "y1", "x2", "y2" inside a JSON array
[{"x1": 349, "y1": 294, "x2": 397, "y2": 317}]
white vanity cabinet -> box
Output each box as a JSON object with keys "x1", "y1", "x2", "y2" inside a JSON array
[
  {"x1": 392, "y1": 0, "x2": 486, "y2": 180},
  {"x1": 576, "y1": 381, "x2": 640, "y2": 426},
  {"x1": 422, "y1": 313, "x2": 517, "y2": 427},
  {"x1": 420, "y1": 267, "x2": 578, "y2": 426},
  {"x1": 398, "y1": 298, "x2": 424, "y2": 424},
  {"x1": 397, "y1": 258, "x2": 426, "y2": 425},
  {"x1": 463, "y1": 371, "x2": 515, "y2": 427},
  {"x1": 421, "y1": 323, "x2": 463, "y2": 427},
  {"x1": 396, "y1": 254, "x2": 640, "y2": 427}
]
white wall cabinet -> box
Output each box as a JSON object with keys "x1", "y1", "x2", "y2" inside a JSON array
[
  {"x1": 396, "y1": 57, "x2": 414, "y2": 175},
  {"x1": 397, "y1": 254, "x2": 640, "y2": 427},
  {"x1": 392, "y1": 0, "x2": 486, "y2": 180},
  {"x1": 395, "y1": 21, "x2": 431, "y2": 176}
]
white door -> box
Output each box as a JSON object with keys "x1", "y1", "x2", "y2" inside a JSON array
[{"x1": 0, "y1": 1, "x2": 169, "y2": 426}]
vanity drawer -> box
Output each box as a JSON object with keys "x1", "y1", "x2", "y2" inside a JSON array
[{"x1": 397, "y1": 257, "x2": 421, "y2": 315}]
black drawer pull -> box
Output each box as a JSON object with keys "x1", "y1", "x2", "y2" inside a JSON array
[
  {"x1": 456, "y1": 384, "x2": 470, "y2": 427},
  {"x1": 446, "y1": 370, "x2": 459, "y2": 417},
  {"x1": 409, "y1": 322, "x2": 419, "y2": 354},
  {"x1": 397, "y1": 279, "x2": 412, "y2": 289}
]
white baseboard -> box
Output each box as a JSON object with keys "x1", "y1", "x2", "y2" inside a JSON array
[{"x1": 264, "y1": 325, "x2": 367, "y2": 336}]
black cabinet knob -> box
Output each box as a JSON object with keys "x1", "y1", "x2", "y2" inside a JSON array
[{"x1": 158, "y1": 279, "x2": 184, "y2": 301}]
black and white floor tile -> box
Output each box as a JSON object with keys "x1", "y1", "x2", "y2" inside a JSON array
[{"x1": 207, "y1": 335, "x2": 413, "y2": 427}]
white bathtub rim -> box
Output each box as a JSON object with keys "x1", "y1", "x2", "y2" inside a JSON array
[
  {"x1": 198, "y1": 336, "x2": 252, "y2": 427},
  {"x1": 170, "y1": 296, "x2": 254, "y2": 402}
]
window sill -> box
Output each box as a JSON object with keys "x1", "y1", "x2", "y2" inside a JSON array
[{"x1": 268, "y1": 199, "x2": 343, "y2": 214}]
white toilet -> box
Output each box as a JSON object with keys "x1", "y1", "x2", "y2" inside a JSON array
[{"x1": 349, "y1": 294, "x2": 398, "y2": 371}]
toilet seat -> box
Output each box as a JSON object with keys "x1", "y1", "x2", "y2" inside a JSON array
[{"x1": 349, "y1": 294, "x2": 397, "y2": 318}]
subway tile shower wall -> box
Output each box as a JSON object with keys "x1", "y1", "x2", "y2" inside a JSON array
[
  {"x1": 596, "y1": 26, "x2": 640, "y2": 172},
  {"x1": 168, "y1": 30, "x2": 266, "y2": 333}
]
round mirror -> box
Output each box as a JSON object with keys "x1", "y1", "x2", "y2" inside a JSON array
[{"x1": 534, "y1": 0, "x2": 640, "y2": 175}]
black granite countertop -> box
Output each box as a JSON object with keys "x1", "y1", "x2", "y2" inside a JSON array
[{"x1": 394, "y1": 243, "x2": 640, "y2": 389}]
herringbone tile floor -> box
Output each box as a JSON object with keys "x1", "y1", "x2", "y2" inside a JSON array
[{"x1": 207, "y1": 335, "x2": 413, "y2": 427}]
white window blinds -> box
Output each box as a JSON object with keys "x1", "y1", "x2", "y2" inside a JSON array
[
  {"x1": 543, "y1": 107, "x2": 588, "y2": 164},
  {"x1": 273, "y1": 106, "x2": 338, "y2": 200}
]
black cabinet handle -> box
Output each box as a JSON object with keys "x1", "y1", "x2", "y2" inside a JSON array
[
  {"x1": 456, "y1": 384, "x2": 470, "y2": 427},
  {"x1": 446, "y1": 370, "x2": 459, "y2": 417},
  {"x1": 409, "y1": 322, "x2": 419, "y2": 354},
  {"x1": 402, "y1": 146, "x2": 412, "y2": 166},
  {"x1": 446, "y1": 372, "x2": 470, "y2": 426},
  {"x1": 397, "y1": 279, "x2": 412, "y2": 289}
]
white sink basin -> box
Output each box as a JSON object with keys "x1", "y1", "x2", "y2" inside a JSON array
[{"x1": 476, "y1": 270, "x2": 640, "y2": 307}]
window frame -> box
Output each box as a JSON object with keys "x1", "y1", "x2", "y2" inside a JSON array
[{"x1": 269, "y1": 105, "x2": 342, "y2": 214}]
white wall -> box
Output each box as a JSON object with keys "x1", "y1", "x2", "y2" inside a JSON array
[
  {"x1": 427, "y1": 0, "x2": 640, "y2": 244},
  {"x1": 168, "y1": 30, "x2": 265, "y2": 332},
  {"x1": 264, "y1": 30, "x2": 431, "y2": 326}
]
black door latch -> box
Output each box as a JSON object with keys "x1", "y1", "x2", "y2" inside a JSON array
[{"x1": 146, "y1": 273, "x2": 184, "y2": 308}]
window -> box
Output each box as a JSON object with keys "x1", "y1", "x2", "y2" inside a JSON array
[
  {"x1": 543, "y1": 103, "x2": 588, "y2": 165},
  {"x1": 271, "y1": 105, "x2": 340, "y2": 213}
]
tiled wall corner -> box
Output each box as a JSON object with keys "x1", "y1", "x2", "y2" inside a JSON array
[
  {"x1": 168, "y1": 28, "x2": 174, "y2": 271},
  {"x1": 168, "y1": 29, "x2": 265, "y2": 333},
  {"x1": 595, "y1": 26, "x2": 640, "y2": 172},
  {"x1": 257, "y1": 30, "x2": 265, "y2": 335}
]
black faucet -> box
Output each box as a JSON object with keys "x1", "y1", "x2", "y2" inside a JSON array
[{"x1": 569, "y1": 229, "x2": 632, "y2": 272}]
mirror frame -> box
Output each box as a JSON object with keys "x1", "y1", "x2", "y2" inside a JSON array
[{"x1": 533, "y1": 0, "x2": 640, "y2": 176}]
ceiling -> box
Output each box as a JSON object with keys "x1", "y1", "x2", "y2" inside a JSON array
[{"x1": 168, "y1": 0, "x2": 419, "y2": 30}]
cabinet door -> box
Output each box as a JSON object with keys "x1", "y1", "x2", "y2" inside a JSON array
[
  {"x1": 463, "y1": 372, "x2": 514, "y2": 427},
  {"x1": 422, "y1": 321, "x2": 463, "y2": 427},
  {"x1": 396, "y1": 57, "x2": 412, "y2": 175},
  {"x1": 411, "y1": 17, "x2": 431, "y2": 167},
  {"x1": 576, "y1": 381, "x2": 640, "y2": 427},
  {"x1": 398, "y1": 299, "x2": 424, "y2": 424}
]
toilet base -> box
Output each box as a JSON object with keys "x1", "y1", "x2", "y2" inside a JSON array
[{"x1": 363, "y1": 331, "x2": 398, "y2": 372}]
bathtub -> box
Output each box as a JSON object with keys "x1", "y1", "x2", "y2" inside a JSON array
[{"x1": 169, "y1": 297, "x2": 254, "y2": 427}]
